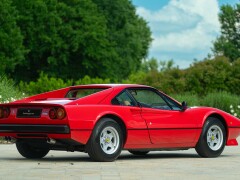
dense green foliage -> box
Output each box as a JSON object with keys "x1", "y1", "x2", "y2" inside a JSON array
[
  {"x1": 176, "y1": 91, "x2": 240, "y2": 118},
  {"x1": 92, "y1": 0, "x2": 152, "y2": 79},
  {"x1": 172, "y1": 91, "x2": 240, "y2": 114},
  {"x1": 184, "y1": 56, "x2": 238, "y2": 94},
  {"x1": 19, "y1": 72, "x2": 72, "y2": 95},
  {"x1": 19, "y1": 72, "x2": 110, "y2": 95},
  {"x1": 0, "y1": 0, "x2": 151, "y2": 82},
  {"x1": 19, "y1": 55, "x2": 240, "y2": 97},
  {"x1": 124, "y1": 56, "x2": 240, "y2": 95},
  {"x1": 12, "y1": 0, "x2": 109, "y2": 81},
  {"x1": 0, "y1": 0, "x2": 25, "y2": 74},
  {"x1": 213, "y1": 4, "x2": 240, "y2": 61},
  {"x1": 0, "y1": 76, "x2": 24, "y2": 103}
]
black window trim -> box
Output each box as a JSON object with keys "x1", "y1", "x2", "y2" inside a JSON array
[
  {"x1": 160, "y1": 93, "x2": 182, "y2": 111},
  {"x1": 65, "y1": 87, "x2": 108, "y2": 99},
  {"x1": 126, "y1": 87, "x2": 182, "y2": 111},
  {"x1": 111, "y1": 89, "x2": 139, "y2": 107}
]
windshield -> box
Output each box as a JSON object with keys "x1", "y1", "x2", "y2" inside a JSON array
[{"x1": 65, "y1": 88, "x2": 107, "y2": 99}]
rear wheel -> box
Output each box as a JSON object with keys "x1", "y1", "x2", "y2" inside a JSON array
[
  {"x1": 129, "y1": 150, "x2": 149, "y2": 156},
  {"x1": 195, "y1": 117, "x2": 226, "y2": 158},
  {"x1": 16, "y1": 141, "x2": 49, "y2": 159},
  {"x1": 87, "y1": 118, "x2": 123, "y2": 162}
]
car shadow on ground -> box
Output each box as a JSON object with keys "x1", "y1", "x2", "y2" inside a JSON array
[
  {"x1": 0, "y1": 152, "x2": 235, "y2": 163},
  {"x1": 119, "y1": 152, "x2": 200, "y2": 160}
]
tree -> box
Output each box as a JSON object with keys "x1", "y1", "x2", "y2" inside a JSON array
[
  {"x1": 140, "y1": 58, "x2": 159, "y2": 72},
  {"x1": 185, "y1": 56, "x2": 231, "y2": 95},
  {"x1": 124, "y1": 56, "x2": 240, "y2": 95},
  {"x1": 12, "y1": 0, "x2": 113, "y2": 81},
  {"x1": 159, "y1": 60, "x2": 174, "y2": 72},
  {"x1": 0, "y1": 0, "x2": 25, "y2": 75},
  {"x1": 92, "y1": 0, "x2": 152, "y2": 80},
  {"x1": 9, "y1": 0, "x2": 151, "y2": 82},
  {"x1": 213, "y1": 3, "x2": 240, "y2": 61},
  {"x1": 226, "y1": 57, "x2": 240, "y2": 94}
]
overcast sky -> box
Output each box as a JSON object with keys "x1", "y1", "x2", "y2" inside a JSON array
[{"x1": 132, "y1": 0, "x2": 239, "y2": 68}]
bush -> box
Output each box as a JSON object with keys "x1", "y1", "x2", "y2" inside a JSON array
[
  {"x1": 124, "y1": 56, "x2": 240, "y2": 95},
  {"x1": 19, "y1": 72, "x2": 73, "y2": 95},
  {"x1": 75, "y1": 75, "x2": 110, "y2": 85},
  {"x1": 19, "y1": 73, "x2": 111, "y2": 95},
  {"x1": 200, "y1": 91, "x2": 240, "y2": 113},
  {"x1": 0, "y1": 76, "x2": 24, "y2": 103},
  {"x1": 171, "y1": 93, "x2": 199, "y2": 106},
  {"x1": 171, "y1": 91, "x2": 240, "y2": 117}
]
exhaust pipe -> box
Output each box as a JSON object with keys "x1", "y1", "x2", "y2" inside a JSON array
[
  {"x1": 4, "y1": 136, "x2": 16, "y2": 143},
  {"x1": 47, "y1": 138, "x2": 56, "y2": 144}
]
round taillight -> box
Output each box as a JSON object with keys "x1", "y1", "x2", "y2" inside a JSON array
[
  {"x1": 3, "y1": 108, "x2": 10, "y2": 118},
  {"x1": 49, "y1": 108, "x2": 57, "y2": 119},
  {"x1": 49, "y1": 107, "x2": 66, "y2": 120},
  {"x1": 56, "y1": 108, "x2": 66, "y2": 120},
  {"x1": 0, "y1": 107, "x2": 10, "y2": 119},
  {"x1": 0, "y1": 108, "x2": 3, "y2": 119}
]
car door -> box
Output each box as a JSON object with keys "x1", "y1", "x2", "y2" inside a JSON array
[
  {"x1": 111, "y1": 90, "x2": 151, "y2": 145},
  {"x1": 128, "y1": 88, "x2": 198, "y2": 147}
]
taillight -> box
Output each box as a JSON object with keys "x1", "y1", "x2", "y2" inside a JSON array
[
  {"x1": 49, "y1": 107, "x2": 66, "y2": 120},
  {"x1": 56, "y1": 108, "x2": 66, "y2": 119},
  {"x1": 0, "y1": 107, "x2": 10, "y2": 119},
  {"x1": 0, "y1": 108, "x2": 3, "y2": 118},
  {"x1": 49, "y1": 108, "x2": 57, "y2": 119}
]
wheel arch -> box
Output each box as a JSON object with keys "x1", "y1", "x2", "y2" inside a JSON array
[
  {"x1": 95, "y1": 113, "x2": 127, "y2": 146},
  {"x1": 204, "y1": 113, "x2": 228, "y2": 139}
]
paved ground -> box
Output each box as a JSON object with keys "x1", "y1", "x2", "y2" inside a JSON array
[{"x1": 0, "y1": 142, "x2": 240, "y2": 180}]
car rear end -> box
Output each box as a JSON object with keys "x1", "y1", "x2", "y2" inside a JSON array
[
  {"x1": 0, "y1": 85, "x2": 116, "y2": 159},
  {"x1": 0, "y1": 103, "x2": 85, "y2": 153},
  {"x1": 0, "y1": 103, "x2": 69, "y2": 137}
]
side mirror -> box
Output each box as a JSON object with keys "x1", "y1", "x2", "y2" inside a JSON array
[{"x1": 181, "y1": 101, "x2": 188, "y2": 111}]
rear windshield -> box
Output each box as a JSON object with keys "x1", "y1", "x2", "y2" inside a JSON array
[{"x1": 65, "y1": 88, "x2": 107, "y2": 99}]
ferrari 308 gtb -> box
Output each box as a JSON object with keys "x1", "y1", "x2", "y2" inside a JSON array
[{"x1": 0, "y1": 84, "x2": 240, "y2": 161}]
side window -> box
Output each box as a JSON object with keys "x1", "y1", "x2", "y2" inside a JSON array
[
  {"x1": 163, "y1": 96, "x2": 182, "y2": 110},
  {"x1": 112, "y1": 91, "x2": 137, "y2": 106},
  {"x1": 129, "y1": 89, "x2": 171, "y2": 110}
]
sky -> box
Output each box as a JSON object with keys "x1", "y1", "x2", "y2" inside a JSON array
[{"x1": 132, "y1": 0, "x2": 239, "y2": 68}]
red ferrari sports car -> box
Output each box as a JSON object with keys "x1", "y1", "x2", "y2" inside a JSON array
[{"x1": 0, "y1": 84, "x2": 240, "y2": 161}]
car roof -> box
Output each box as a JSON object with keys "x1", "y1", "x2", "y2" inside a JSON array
[{"x1": 69, "y1": 84, "x2": 151, "y2": 89}]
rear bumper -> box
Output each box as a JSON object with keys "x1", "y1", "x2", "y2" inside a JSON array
[{"x1": 0, "y1": 124, "x2": 70, "y2": 134}]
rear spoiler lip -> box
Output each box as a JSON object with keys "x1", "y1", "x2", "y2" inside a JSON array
[{"x1": 0, "y1": 102, "x2": 66, "y2": 107}]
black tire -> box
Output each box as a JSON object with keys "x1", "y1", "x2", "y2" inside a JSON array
[
  {"x1": 16, "y1": 141, "x2": 49, "y2": 159},
  {"x1": 195, "y1": 117, "x2": 226, "y2": 158},
  {"x1": 87, "y1": 118, "x2": 123, "y2": 162},
  {"x1": 129, "y1": 150, "x2": 149, "y2": 156}
]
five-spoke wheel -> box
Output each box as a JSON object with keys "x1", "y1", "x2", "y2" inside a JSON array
[
  {"x1": 196, "y1": 117, "x2": 226, "y2": 158},
  {"x1": 87, "y1": 118, "x2": 123, "y2": 162},
  {"x1": 206, "y1": 125, "x2": 223, "y2": 151},
  {"x1": 100, "y1": 126, "x2": 120, "y2": 155}
]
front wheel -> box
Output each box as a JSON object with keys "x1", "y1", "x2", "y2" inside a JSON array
[
  {"x1": 87, "y1": 118, "x2": 123, "y2": 162},
  {"x1": 16, "y1": 141, "x2": 49, "y2": 159},
  {"x1": 195, "y1": 117, "x2": 226, "y2": 158}
]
